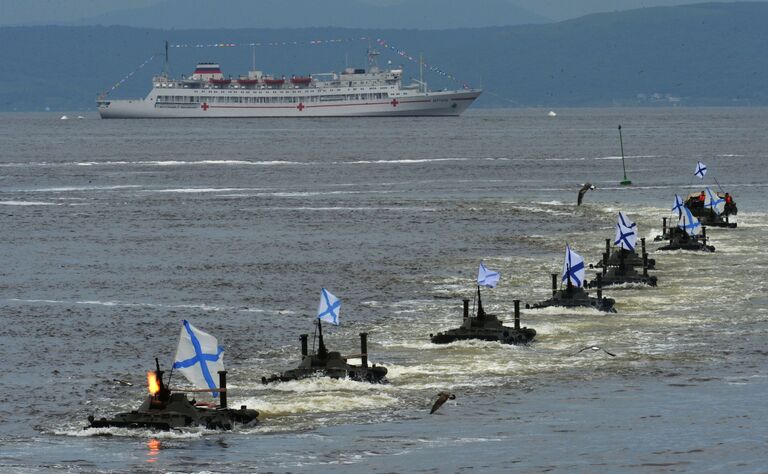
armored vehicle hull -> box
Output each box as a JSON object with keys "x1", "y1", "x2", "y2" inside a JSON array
[
  {"x1": 657, "y1": 226, "x2": 715, "y2": 252},
  {"x1": 528, "y1": 274, "x2": 616, "y2": 313},
  {"x1": 587, "y1": 267, "x2": 657, "y2": 287},
  {"x1": 430, "y1": 296, "x2": 536, "y2": 345},
  {"x1": 262, "y1": 331, "x2": 387, "y2": 384},
  {"x1": 88, "y1": 394, "x2": 258, "y2": 431},
  {"x1": 87, "y1": 370, "x2": 258, "y2": 431}
]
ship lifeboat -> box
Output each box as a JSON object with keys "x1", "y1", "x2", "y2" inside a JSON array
[
  {"x1": 290, "y1": 76, "x2": 312, "y2": 86},
  {"x1": 237, "y1": 78, "x2": 259, "y2": 85},
  {"x1": 209, "y1": 78, "x2": 232, "y2": 85},
  {"x1": 264, "y1": 78, "x2": 285, "y2": 86}
]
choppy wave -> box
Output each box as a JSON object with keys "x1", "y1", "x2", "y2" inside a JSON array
[{"x1": 2, "y1": 297, "x2": 290, "y2": 314}]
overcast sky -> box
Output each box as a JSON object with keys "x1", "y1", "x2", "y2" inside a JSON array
[{"x1": 0, "y1": 0, "x2": 763, "y2": 25}]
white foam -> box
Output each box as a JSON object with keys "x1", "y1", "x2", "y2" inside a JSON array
[
  {"x1": 148, "y1": 187, "x2": 247, "y2": 194},
  {"x1": 593, "y1": 155, "x2": 657, "y2": 160},
  {"x1": 525, "y1": 305, "x2": 609, "y2": 316},
  {"x1": 25, "y1": 185, "x2": 142, "y2": 192},
  {"x1": 342, "y1": 158, "x2": 467, "y2": 164},
  {"x1": 2, "y1": 297, "x2": 284, "y2": 314},
  {"x1": 75, "y1": 160, "x2": 303, "y2": 167},
  {"x1": 239, "y1": 391, "x2": 399, "y2": 417},
  {"x1": 0, "y1": 200, "x2": 57, "y2": 206},
  {"x1": 252, "y1": 376, "x2": 393, "y2": 394},
  {"x1": 257, "y1": 206, "x2": 437, "y2": 212},
  {"x1": 58, "y1": 426, "x2": 206, "y2": 439}
]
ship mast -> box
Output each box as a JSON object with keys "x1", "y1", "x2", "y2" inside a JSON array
[
  {"x1": 419, "y1": 53, "x2": 423, "y2": 93},
  {"x1": 367, "y1": 45, "x2": 380, "y2": 72},
  {"x1": 162, "y1": 40, "x2": 170, "y2": 78}
]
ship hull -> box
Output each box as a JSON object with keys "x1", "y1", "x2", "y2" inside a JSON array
[{"x1": 98, "y1": 90, "x2": 481, "y2": 119}]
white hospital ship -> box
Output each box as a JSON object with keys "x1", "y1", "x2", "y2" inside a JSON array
[{"x1": 97, "y1": 49, "x2": 481, "y2": 118}]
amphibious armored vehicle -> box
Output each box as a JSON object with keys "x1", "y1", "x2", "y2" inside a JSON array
[
  {"x1": 262, "y1": 327, "x2": 387, "y2": 384},
  {"x1": 528, "y1": 273, "x2": 616, "y2": 313},
  {"x1": 657, "y1": 218, "x2": 715, "y2": 252},
  {"x1": 87, "y1": 362, "x2": 258, "y2": 431},
  {"x1": 589, "y1": 238, "x2": 657, "y2": 287},
  {"x1": 594, "y1": 238, "x2": 655, "y2": 270},
  {"x1": 685, "y1": 191, "x2": 737, "y2": 228},
  {"x1": 430, "y1": 289, "x2": 536, "y2": 345}
]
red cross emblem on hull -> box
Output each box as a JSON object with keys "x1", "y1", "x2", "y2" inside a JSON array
[
  {"x1": 391, "y1": 98, "x2": 399, "y2": 107},
  {"x1": 297, "y1": 102, "x2": 305, "y2": 111},
  {"x1": 201, "y1": 102, "x2": 209, "y2": 111}
]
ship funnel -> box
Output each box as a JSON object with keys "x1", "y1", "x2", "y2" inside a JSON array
[
  {"x1": 218, "y1": 371, "x2": 227, "y2": 408},
  {"x1": 300, "y1": 334, "x2": 308, "y2": 358},
  {"x1": 360, "y1": 333, "x2": 368, "y2": 368},
  {"x1": 514, "y1": 300, "x2": 521, "y2": 330},
  {"x1": 462, "y1": 298, "x2": 470, "y2": 319},
  {"x1": 643, "y1": 252, "x2": 649, "y2": 276},
  {"x1": 596, "y1": 274, "x2": 603, "y2": 300},
  {"x1": 551, "y1": 273, "x2": 558, "y2": 297}
]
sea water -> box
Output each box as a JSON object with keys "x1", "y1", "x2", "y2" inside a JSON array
[{"x1": 0, "y1": 108, "x2": 766, "y2": 473}]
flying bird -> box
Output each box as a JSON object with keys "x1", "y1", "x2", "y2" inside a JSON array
[
  {"x1": 577, "y1": 183, "x2": 596, "y2": 206},
  {"x1": 575, "y1": 346, "x2": 616, "y2": 357},
  {"x1": 430, "y1": 391, "x2": 456, "y2": 414}
]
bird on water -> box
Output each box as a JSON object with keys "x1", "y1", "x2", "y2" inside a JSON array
[{"x1": 575, "y1": 345, "x2": 616, "y2": 357}]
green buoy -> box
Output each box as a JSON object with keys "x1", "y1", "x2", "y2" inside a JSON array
[{"x1": 618, "y1": 125, "x2": 632, "y2": 185}]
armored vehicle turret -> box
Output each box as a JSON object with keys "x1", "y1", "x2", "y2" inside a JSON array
[{"x1": 430, "y1": 291, "x2": 536, "y2": 345}]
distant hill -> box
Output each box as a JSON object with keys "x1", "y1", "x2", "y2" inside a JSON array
[
  {"x1": 2, "y1": 2, "x2": 768, "y2": 111},
  {"x1": 75, "y1": 0, "x2": 550, "y2": 29}
]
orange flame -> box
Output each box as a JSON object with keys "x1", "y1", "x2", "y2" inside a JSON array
[{"x1": 147, "y1": 371, "x2": 161, "y2": 395}]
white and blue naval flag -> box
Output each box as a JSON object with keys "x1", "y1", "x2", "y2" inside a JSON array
[
  {"x1": 705, "y1": 187, "x2": 725, "y2": 216},
  {"x1": 694, "y1": 161, "x2": 708, "y2": 179},
  {"x1": 477, "y1": 261, "x2": 500, "y2": 288},
  {"x1": 562, "y1": 244, "x2": 586, "y2": 288},
  {"x1": 317, "y1": 288, "x2": 341, "y2": 325},
  {"x1": 614, "y1": 212, "x2": 638, "y2": 251},
  {"x1": 672, "y1": 194, "x2": 685, "y2": 216},
  {"x1": 678, "y1": 206, "x2": 701, "y2": 237},
  {"x1": 173, "y1": 320, "x2": 225, "y2": 397}
]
